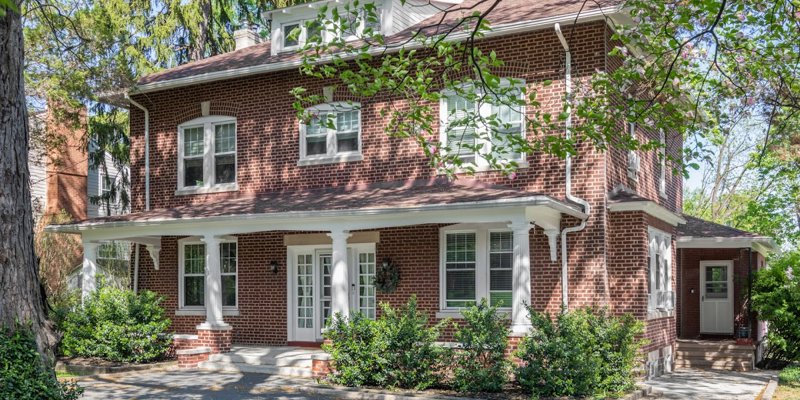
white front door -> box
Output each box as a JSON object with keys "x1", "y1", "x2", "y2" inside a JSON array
[
  {"x1": 288, "y1": 244, "x2": 376, "y2": 342},
  {"x1": 700, "y1": 261, "x2": 734, "y2": 334}
]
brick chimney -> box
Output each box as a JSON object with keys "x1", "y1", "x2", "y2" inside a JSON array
[
  {"x1": 44, "y1": 106, "x2": 88, "y2": 221},
  {"x1": 234, "y1": 28, "x2": 261, "y2": 51}
]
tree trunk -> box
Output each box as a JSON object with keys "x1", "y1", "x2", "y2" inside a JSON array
[
  {"x1": 0, "y1": 1, "x2": 58, "y2": 362},
  {"x1": 190, "y1": 0, "x2": 211, "y2": 61}
]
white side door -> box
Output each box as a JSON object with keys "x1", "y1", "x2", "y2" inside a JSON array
[
  {"x1": 700, "y1": 260, "x2": 734, "y2": 334},
  {"x1": 290, "y1": 251, "x2": 317, "y2": 342}
]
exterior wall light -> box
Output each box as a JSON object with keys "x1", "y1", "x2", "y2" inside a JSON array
[{"x1": 270, "y1": 261, "x2": 279, "y2": 274}]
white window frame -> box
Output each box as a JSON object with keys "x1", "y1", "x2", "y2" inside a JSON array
[
  {"x1": 177, "y1": 236, "x2": 239, "y2": 315},
  {"x1": 438, "y1": 223, "x2": 513, "y2": 314},
  {"x1": 298, "y1": 102, "x2": 363, "y2": 166},
  {"x1": 647, "y1": 227, "x2": 674, "y2": 315},
  {"x1": 659, "y1": 129, "x2": 667, "y2": 198},
  {"x1": 439, "y1": 79, "x2": 527, "y2": 171},
  {"x1": 627, "y1": 122, "x2": 640, "y2": 181},
  {"x1": 176, "y1": 116, "x2": 238, "y2": 195}
]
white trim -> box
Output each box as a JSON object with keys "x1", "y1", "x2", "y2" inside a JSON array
[
  {"x1": 658, "y1": 129, "x2": 667, "y2": 198},
  {"x1": 627, "y1": 122, "x2": 640, "y2": 182},
  {"x1": 647, "y1": 226, "x2": 674, "y2": 315},
  {"x1": 177, "y1": 236, "x2": 239, "y2": 313},
  {"x1": 608, "y1": 200, "x2": 686, "y2": 226},
  {"x1": 177, "y1": 116, "x2": 238, "y2": 194},
  {"x1": 676, "y1": 236, "x2": 779, "y2": 254},
  {"x1": 132, "y1": 7, "x2": 621, "y2": 94}
]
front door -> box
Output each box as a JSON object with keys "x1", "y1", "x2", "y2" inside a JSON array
[
  {"x1": 700, "y1": 261, "x2": 734, "y2": 334},
  {"x1": 288, "y1": 244, "x2": 376, "y2": 342}
]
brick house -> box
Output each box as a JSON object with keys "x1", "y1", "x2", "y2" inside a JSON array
[{"x1": 49, "y1": 0, "x2": 776, "y2": 377}]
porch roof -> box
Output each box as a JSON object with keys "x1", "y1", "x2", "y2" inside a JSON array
[
  {"x1": 47, "y1": 178, "x2": 585, "y2": 237},
  {"x1": 677, "y1": 215, "x2": 779, "y2": 254}
]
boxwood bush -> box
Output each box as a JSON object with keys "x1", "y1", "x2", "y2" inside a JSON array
[
  {"x1": 1, "y1": 324, "x2": 82, "y2": 400},
  {"x1": 515, "y1": 307, "x2": 645, "y2": 399},
  {"x1": 450, "y1": 299, "x2": 510, "y2": 393},
  {"x1": 323, "y1": 295, "x2": 447, "y2": 390},
  {"x1": 60, "y1": 287, "x2": 171, "y2": 363}
]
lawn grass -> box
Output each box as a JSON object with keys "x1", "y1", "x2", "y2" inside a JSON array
[{"x1": 774, "y1": 365, "x2": 800, "y2": 400}]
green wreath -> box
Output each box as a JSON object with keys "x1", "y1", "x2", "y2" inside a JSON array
[{"x1": 374, "y1": 259, "x2": 400, "y2": 293}]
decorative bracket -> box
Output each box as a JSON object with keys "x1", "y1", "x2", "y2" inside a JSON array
[
  {"x1": 544, "y1": 229, "x2": 559, "y2": 262},
  {"x1": 146, "y1": 244, "x2": 161, "y2": 270}
]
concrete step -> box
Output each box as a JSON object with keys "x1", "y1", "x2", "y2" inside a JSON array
[
  {"x1": 675, "y1": 351, "x2": 753, "y2": 362},
  {"x1": 675, "y1": 342, "x2": 753, "y2": 352},
  {"x1": 674, "y1": 358, "x2": 753, "y2": 372},
  {"x1": 198, "y1": 361, "x2": 314, "y2": 378},
  {"x1": 208, "y1": 352, "x2": 313, "y2": 368}
]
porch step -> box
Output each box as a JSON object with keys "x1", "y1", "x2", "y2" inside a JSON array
[
  {"x1": 198, "y1": 361, "x2": 314, "y2": 378},
  {"x1": 674, "y1": 340, "x2": 754, "y2": 372},
  {"x1": 674, "y1": 358, "x2": 752, "y2": 372}
]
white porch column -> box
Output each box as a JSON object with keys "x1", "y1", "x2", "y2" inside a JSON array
[
  {"x1": 328, "y1": 229, "x2": 352, "y2": 318},
  {"x1": 81, "y1": 241, "x2": 100, "y2": 301},
  {"x1": 509, "y1": 221, "x2": 534, "y2": 334},
  {"x1": 199, "y1": 234, "x2": 228, "y2": 329}
]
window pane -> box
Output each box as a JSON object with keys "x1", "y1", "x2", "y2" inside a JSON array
[
  {"x1": 306, "y1": 135, "x2": 327, "y2": 156},
  {"x1": 183, "y1": 127, "x2": 204, "y2": 156},
  {"x1": 184, "y1": 158, "x2": 203, "y2": 187},
  {"x1": 184, "y1": 244, "x2": 205, "y2": 274},
  {"x1": 337, "y1": 110, "x2": 359, "y2": 132},
  {"x1": 283, "y1": 23, "x2": 299, "y2": 47},
  {"x1": 446, "y1": 95, "x2": 477, "y2": 163},
  {"x1": 222, "y1": 275, "x2": 236, "y2": 307},
  {"x1": 490, "y1": 291, "x2": 512, "y2": 307},
  {"x1": 336, "y1": 131, "x2": 358, "y2": 153},
  {"x1": 184, "y1": 276, "x2": 205, "y2": 306},
  {"x1": 446, "y1": 270, "x2": 475, "y2": 303},
  {"x1": 306, "y1": 20, "x2": 323, "y2": 42},
  {"x1": 214, "y1": 123, "x2": 235, "y2": 154},
  {"x1": 490, "y1": 269, "x2": 512, "y2": 291},
  {"x1": 214, "y1": 154, "x2": 236, "y2": 184},
  {"x1": 706, "y1": 266, "x2": 727, "y2": 282},
  {"x1": 706, "y1": 282, "x2": 728, "y2": 299},
  {"x1": 220, "y1": 243, "x2": 237, "y2": 274},
  {"x1": 446, "y1": 233, "x2": 476, "y2": 263}
]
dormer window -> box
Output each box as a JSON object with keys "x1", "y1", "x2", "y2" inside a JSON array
[
  {"x1": 299, "y1": 102, "x2": 363, "y2": 166},
  {"x1": 282, "y1": 22, "x2": 301, "y2": 48},
  {"x1": 177, "y1": 116, "x2": 238, "y2": 195}
]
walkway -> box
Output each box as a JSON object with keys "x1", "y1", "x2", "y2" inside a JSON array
[{"x1": 646, "y1": 368, "x2": 777, "y2": 400}]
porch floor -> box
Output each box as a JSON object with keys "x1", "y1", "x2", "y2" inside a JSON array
[{"x1": 198, "y1": 346, "x2": 327, "y2": 378}]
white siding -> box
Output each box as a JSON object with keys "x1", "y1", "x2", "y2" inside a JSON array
[
  {"x1": 28, "y1": 149, "x2": 48, "y2": 220},
  {"x1": 387, "y1": 0, "x2": 442, "y2": 35},
  {"x1": 88, "y1": 151, "x2": 128, "y2": 218}
]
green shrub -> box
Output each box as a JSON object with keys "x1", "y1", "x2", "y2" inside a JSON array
[
  {"x1": 324, "y1": 295, "x2": 447, "y2": 390},
  {"x1": 60, "y1": 287, "x2": 171, "y2": 363},
  {"x1": 515, "y1": 308, "x2": 645, "y2": 399},
  {"x1": 0, "y1": 324, "x2": 83, "y2": 400},
  {"x1": 450, "y1": 299, "x2": 509, "y2": 393},
  {"x1": 780, "y1": 365, "x2": 800, "y2": 385},
  {"x1": 752, "y1": 251, "x2": 800, "y2": 365}
]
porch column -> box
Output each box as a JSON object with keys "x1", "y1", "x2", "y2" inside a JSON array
[
  {"x1": 509, "y1": 221, "x2": 534, "y2": 334},
  {"x1": 199, "y1": 234, "x2": 228, "y2": 329},
  {"x1": 81, "y1": 240, "x2": 100, "y2": 301},
  {"x1": 328, "y1": 229, "x2": 352, "y2": 318}
]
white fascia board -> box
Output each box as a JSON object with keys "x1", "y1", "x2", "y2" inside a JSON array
[
  {"x1": 677, "y1": 236, "x2": 779, "y2": 254},
  {"x1": 132, "y1": 6, "x2": 621, "y2": 94},
  {"x1": 45, "y1": 195, "x2": 587, "y2": 239},
  {"x1": 607, "y1": 200, "x2": 687, "y2": 226}
]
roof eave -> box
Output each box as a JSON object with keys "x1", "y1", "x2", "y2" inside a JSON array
[
  {"x1": 676, "y1": 236, "x2": 780, "y2": 254},
  {"x1": 131, "y1": 5, "x2": 622, "y2": 94},
  {"x1": 607, "y1": 200, "x2": 687, "y2": 226}
]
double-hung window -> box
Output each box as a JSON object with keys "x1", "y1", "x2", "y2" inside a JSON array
[
  {"x1": 440, "y1": 79, "x2": 525, "y2": 168},
  {"x1": 177, "y1": 116, "x2": 237, "y2": 194},
  {"x1": 281, "y1": 20, "x2": 324, "y2": 51},
  {"x1": 441, "y1": 224, "x2": 514, "y2": 311},
  {"x1": 659, "y1": 129, "x2": 667, "y2": 197},
  {"x1": 299, "y1": 103, "x2": 362, "y2": 165},
  {"x1": 648, "y1": 227, "x2": 673, "y2": 313},
  {"x1": 627, "y1": 122, "x2": 640, "y2": 181},
  {"x1": 179, "y1": 238, "x2": 238, "y2": 311}
]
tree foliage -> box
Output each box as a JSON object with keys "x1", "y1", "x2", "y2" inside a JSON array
[{"x1": 751, "y1": 251, "x2": 800, "y2": 366}]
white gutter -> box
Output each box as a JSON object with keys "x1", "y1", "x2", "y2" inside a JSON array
[
  {"x1": 126, "y1": 96, "x2": 150, "y2": 211},
  {"x1": 555, "y1": 23, "x2": 591, "y2": 311},
  {"x1": 132, "y1": 243, "x2": 140, "y2": 293},
  {"x1": 132, "y1": 6, "x2": 620, "y2": 94}
]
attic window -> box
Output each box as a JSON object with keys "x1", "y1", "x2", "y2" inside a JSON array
[{"x1": 282, "y1": 23, "x2": 300, "y2": 48}]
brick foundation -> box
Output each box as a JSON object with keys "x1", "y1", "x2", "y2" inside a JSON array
[
  {"x1": 197, "y1": 326, "x2": 233, "y2": 354},
  {"x1": 176, "y1": 347, "x2": 211, "y2": 368},
  {"x1": 311, "y1": 354, "x2": 333, "y2": 379}
]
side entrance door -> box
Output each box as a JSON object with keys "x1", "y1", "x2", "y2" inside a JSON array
[
  {"x1": 288, "y1": 244, "x2": 376, "y2": 342},
  {"x1": 699, "y1": 260, "x2": 734, "y2": 334}
]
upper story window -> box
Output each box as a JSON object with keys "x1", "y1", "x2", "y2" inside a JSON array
[
  {"x1": 275, "y1": 3, "x2": 382, "y2": 53},
  {"x1": 440, "y1": 224, "x2": 513, "y2": 310},
  {"x1": 659, "y1": 129, "x2": 667, "y2": 197},
  {"x1": 627, "y1": 122, "x2": 640, "y2": 181},
  {"x1": 648, "y1": 227, "x2": 673, "y2": 313},
  {"x1": 440, "y1": 79, "x2": 525, "y2": 169},
  {"x1": 177, "y1": 116, "x2": 237, "y2": 195},
  {"x1": 299, "y1": 102, "x2": 362, "y2": 165},
  {"x1": 281, "y1": 19, "x2": 323, "y2": 50}
]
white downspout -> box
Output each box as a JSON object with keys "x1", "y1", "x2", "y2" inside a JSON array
[
  {"x1": 133, "y1": 243, "x2": 140, "y2": 293},
  {"x1": 126, "y1": 95, "x2": 150, "y2": 211},
  {"x1": 555, "y1": 23, "x2": 591, "y2": 310}
]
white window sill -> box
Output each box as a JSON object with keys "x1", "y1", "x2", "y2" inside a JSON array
[
  {"x1": 647, "y1": 309, "x2": 674, "y2": 320},
  {"x1": 175, "y1": 308, "x2": 240, "y2": 317},
  {"x1": 297, "y1": 153, "x2": 363, "y2": 166},
  {"x1": 175, "y1": 183, "x2": 239, "y2": 196},
  {"x1": 435, "y1": 309, "x2": 511, "y2": 320}
]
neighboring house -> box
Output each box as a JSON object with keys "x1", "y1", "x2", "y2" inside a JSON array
[
  {"x1": 48, "y1": 0, "x2": 777, "y2": 377},
  {"x1": 28, "y1": 108, "x2": 131, "y2": 290}
]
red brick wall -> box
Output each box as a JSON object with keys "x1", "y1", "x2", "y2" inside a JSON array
[{"x1": 676, "y1": 247, "x2": 761, "y2": 339}]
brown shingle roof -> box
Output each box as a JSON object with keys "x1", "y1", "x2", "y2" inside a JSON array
[
  {"x1": 677, "y1": 215, "x2": 761, "y2": 239},
  {"x1": 137, "y1": 0, "x2": 620, "y2": 86},
  {"x1": 59, "y1": 178, "x2": 577, "y2": 227}
]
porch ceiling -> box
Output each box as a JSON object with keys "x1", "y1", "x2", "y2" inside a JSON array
[{"x1": 46, "y1": 178, "x2": 585, "y2": 240}]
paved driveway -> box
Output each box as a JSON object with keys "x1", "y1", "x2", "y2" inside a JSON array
[
  {"x1": 646, "y1": 368, "x2": 776, "y2": 400},
  {"x1": 73, "y1": 370, "x2": 346, "y2": 399}
]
